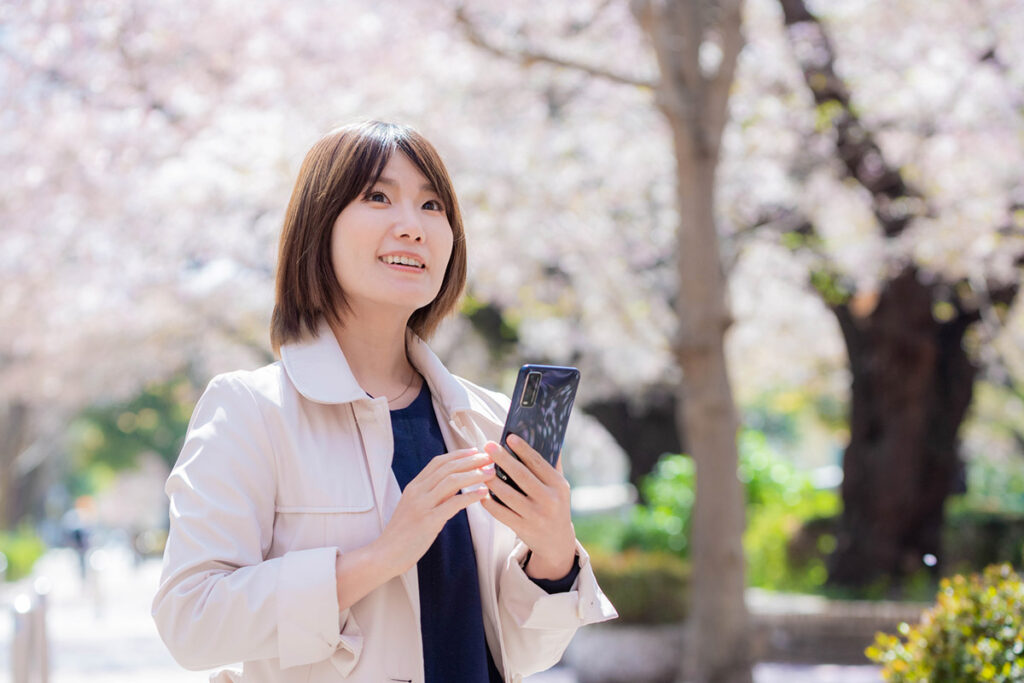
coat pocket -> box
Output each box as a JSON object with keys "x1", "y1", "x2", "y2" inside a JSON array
[
  {"x1": 274, "y1": 501, "x2": 373, "y2": 514},
  {"x1": 272, "y1": 498, "x2": 379, "y2": 557}
]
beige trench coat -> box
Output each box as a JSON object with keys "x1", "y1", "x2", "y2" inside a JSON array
[{"x1": 151, "y1": 321, "x2": 617, "y2": 682}]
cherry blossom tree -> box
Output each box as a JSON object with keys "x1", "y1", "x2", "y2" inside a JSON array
[
  {"x1": 0, "y1": 0, "x2": 679, "y2": 537},
  {"x1": 768, "y1": 0, "x2": 1024, "y2": 587}
]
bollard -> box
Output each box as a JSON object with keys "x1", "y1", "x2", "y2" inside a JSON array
[
  {"x1": 11, "y1": 594, "x2": 32, "y2": 683},
  {"x1": 33, "y1": 578, "x2": 51, "y2": 683},
  {"x1": 10, "y1": 584, "x2": 49, "y2": 683}
]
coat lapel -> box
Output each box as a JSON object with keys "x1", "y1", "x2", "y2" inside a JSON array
[{"x1": 279, "y1": 320, "x2": 512, "y2": 640}]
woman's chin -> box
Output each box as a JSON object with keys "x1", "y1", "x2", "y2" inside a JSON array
[{"x1": 350, "y1": 291, "x2": 439, "y2": 318}]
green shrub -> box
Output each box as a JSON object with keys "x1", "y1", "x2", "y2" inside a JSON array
[
  {"x1": 573, "y1": 512, "x2": 629, "y2": 554},
  {"x1": 948, "y1": 454, "x2": 1024, "y2": 516},
  {"x1": 0, "y1": 526, "x2": 46, "y2": 582},
  {"x1": 739, "y1": 430, "x2": 840, "y2": 592},
  {"x1": 588, "y1": 549, "x2": 690, "y2": 625},
  {"x1": 618, "y1": 430, "x2": 840, "y2": 592},
  {"x1": 621, "y1": 454, "x2": 694, "y2": 556},
  {"x1": 745, "y1": 500, "x2": 837, "y2": 592},
  {"x1": 866, "y1": 564, "x2": 1024, "y2": 682},
  {"x1": 942, "y1": 510, "x2": 1024, "y2": 576}
]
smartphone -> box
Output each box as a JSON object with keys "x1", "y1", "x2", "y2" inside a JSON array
[{"x1": 494, "y1": 364, "x2": 580, "y2": 498}]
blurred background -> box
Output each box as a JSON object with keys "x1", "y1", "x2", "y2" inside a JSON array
[{"x1": 1, "y1": 0, "x2": 1023, "y2": 681}]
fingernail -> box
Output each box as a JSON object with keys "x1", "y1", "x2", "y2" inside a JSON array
[{"x1": 508, "y1": 434, "x2": 520, "y2": 445}]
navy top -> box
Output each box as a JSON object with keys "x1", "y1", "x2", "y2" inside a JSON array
[{"x1": 389, "y1": 382, "x2": 579, "y2": 683}]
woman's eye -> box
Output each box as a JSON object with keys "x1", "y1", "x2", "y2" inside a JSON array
[
  {"x1": 366, "y1": 191, "x2": 388, "y2": 203},
  {"x1": 423, "y1": 199, "x2": 443, "y2": 211}
]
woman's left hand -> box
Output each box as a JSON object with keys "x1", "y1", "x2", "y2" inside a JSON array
[{"x1": 481, "y1": 434, "x2": 577, "y2": 581}]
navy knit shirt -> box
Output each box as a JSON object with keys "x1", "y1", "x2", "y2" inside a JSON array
[{"x1": 389, "y1": 383, "x2": 579, "y2": 683}]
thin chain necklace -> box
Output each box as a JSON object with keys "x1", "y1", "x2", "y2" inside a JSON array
[{"x1": 368, "y1": 368, "x2": 418, "y2": 404}]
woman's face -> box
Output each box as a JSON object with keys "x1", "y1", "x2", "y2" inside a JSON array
[{"x1": 330, "y1": 152, "x2": 454, "y2": 320}]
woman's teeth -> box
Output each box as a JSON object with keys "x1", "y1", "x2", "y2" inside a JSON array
[{"x1": 380, "y1": 255, "x2": 425, "y2": 269}]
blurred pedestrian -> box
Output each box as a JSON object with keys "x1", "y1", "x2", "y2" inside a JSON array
[{"x1": 61, "y1": 506, "x2": 90, "y2": 583}]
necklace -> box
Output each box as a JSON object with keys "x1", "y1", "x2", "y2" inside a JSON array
[{"x1": 368, "y1": 369, "x2": 418, "y2": 404}]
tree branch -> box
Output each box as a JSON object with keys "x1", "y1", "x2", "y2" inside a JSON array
[
  {"x1": 454, "y1": 5, "x2": 656, "y2": 90},
  {"x1": 778, "y1": 0, "x2": 927, "y2": 239},
  {"x1": 721, "y1": 204, "x2": 814, "y2": 274},
  {"x1": 706, "y1": 0, "x2": 745, "y2": 148},
  {"x1": 631, "y1": 0, "x2": 705, "y2": 154},
  {"x1": 562, "y1": 0, "x2": 618, "y2": 37}
]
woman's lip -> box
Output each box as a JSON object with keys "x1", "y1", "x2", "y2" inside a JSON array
[
  {"x1": 378, "y1": 254, "x2": 426, "y2": 269},
  {"x1": 379, "y1": 260, "x2": 426, "y2": 272}
]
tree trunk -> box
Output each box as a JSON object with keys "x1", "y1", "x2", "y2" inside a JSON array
[
  {"x1": 828, "y1": 267, "x2": 974, "y2": 587},
  {"x1": 775, "y1": 0, "x2": 1013, "y2": 589},
  {"x1": 0, "y1": 402, "x2": 31, "y2": 530},
  {"x1": 583, "y1": 387, "x2": 683, "y2": 495},
  {"x1": 455, "y1": 2, "x2": 752, "y2": 678},
  {"x1": 671, "y1": 139, "x2": 752, "y2": 682},
  {"x1": 627, "y1": 0, "x2": 752, "y2": 678}
]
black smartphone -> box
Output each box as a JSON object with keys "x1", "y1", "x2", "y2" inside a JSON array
[{"x1": 494, "y1": 364, "x2": 580, "y2": 498}]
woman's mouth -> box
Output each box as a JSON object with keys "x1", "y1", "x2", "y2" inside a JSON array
[{"x1": 379, "y1": 255, "x2": 425, "y2": 270}]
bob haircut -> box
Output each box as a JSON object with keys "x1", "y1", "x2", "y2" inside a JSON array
[{"x1": 270, "y1": 121, "x2": 467, "y2": 355}]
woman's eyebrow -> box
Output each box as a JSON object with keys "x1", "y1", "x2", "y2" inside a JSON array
[{"x1": 375, "y1": 176, "x2": 438, "y2": 193}]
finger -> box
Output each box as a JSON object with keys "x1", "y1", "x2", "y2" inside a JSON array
[
  {"x1": 435, "y1": 486, "x2": 488, "y2": 523},
  {"x1": 417, "y1": 449, "x2": 490, "y2": 490},
  {"x1": 484, "y1": 474, "x2": 530, "y2": 515},
  {"x1": 429, "y1": 452, "x2": 493, "y2": 491},
  {"x1": 505, "y1": 433, "x2": 560, "y2": 485},
  {"x1": 484, "y1": 441, "x2": 543, "y2": 498},
  {"x1": 422, "y1": 448, "x2": 481, "y2": 475},
  {"x1": 481, "y1": 492, "x2": 522, "y2": 528},
  {"x1": 429, "y1": 463, "x2": 496, "y2": 502}
]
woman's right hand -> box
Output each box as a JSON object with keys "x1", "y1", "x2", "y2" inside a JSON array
[
  {"x1": 335, "y1": 448, "x2": 493, "y2": 611},
  {"x1": 377, "y1": 448, "x2": 495, "y2": 574}
]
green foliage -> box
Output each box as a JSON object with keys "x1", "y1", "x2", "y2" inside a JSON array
[
  {"x1": 621, "y1": 454, "x2": 695, "y2": 556},
  {"x1": 587, "y1": 549, "x2": 690, "y2": 625},
  {"x1": 942, "y1": 510, "x2": 1024, "y2": 578},
  {"x1": 573, "y1": 512, "x2": 629, "y2": 554},
  {"x1": 810, "y1": 268, "x2": 850, "y2": 307},
  {"x1": 461, "y1": 293, "x2": 519, "y2": 356},
  {"x1": 948, "y1": 454, "x2": 1024, "y2": 516},
  {"x1": 739, "y1": 430, "x2": 840, "y2": 592},
  {"x1": 819, "y1": 563, "x2": 941, "y2": 604},
  {"x1": 617, "y1": 430, "x2": 840, "y2": 592},
  {"x1": 866, "y1": 564, "x2": 1024, "y2": 682},
  {"x1": 0, "y1": 526, "x2": 46, "y2": 582},
  {"x1": 942, "y1": 450, "x2": 1024, "y2": 575},
  {"x1": 67, "y1": 372, "x2": 197, "y2": 495},
  {"x1": 742, "y1": 388, "x2": 848, "y2": 452},
  {"x1": 814, "y1": 99, "x2": 846, "y2": 133},
  {"x1": 780, "y1": 230, "x2": 825, "y2": 254}
]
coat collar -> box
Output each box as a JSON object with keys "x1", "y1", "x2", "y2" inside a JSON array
[{"x1": 279, "y1": 318, "x2": 476, "y2": 417}]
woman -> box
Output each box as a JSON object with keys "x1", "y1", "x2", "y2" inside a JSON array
[{"x1": 152, "y1": 121, "x2": 616, "y2": 683}]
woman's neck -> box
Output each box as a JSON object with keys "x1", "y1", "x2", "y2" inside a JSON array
[{"x1": 329, "y1": 309, "x2": 420, "y2": 405}]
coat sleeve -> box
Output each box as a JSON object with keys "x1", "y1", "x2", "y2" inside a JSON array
[
  {"x1": 151, "y1": 373, "x2": 363, "y2": 672},
  {"x1": 496, "y1": 539, "x2": 618, "y2": 677}
]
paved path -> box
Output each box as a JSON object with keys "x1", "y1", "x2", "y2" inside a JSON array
[{"x1": 0, "y1": 546, "x2": 882, "y2": 682}]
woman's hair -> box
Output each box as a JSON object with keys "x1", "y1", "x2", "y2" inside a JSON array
[{"x1": 270, "y1": 121, "x2": 467, "y2": 355}]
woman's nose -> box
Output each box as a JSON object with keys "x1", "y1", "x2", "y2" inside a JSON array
[{"x1": 394, "y1": 204, "x2": 425, "y2": 242}]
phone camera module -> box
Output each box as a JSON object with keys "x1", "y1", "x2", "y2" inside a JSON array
[{"x1": 521, "y1": 371, "x2": 541, "y2": 407}]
